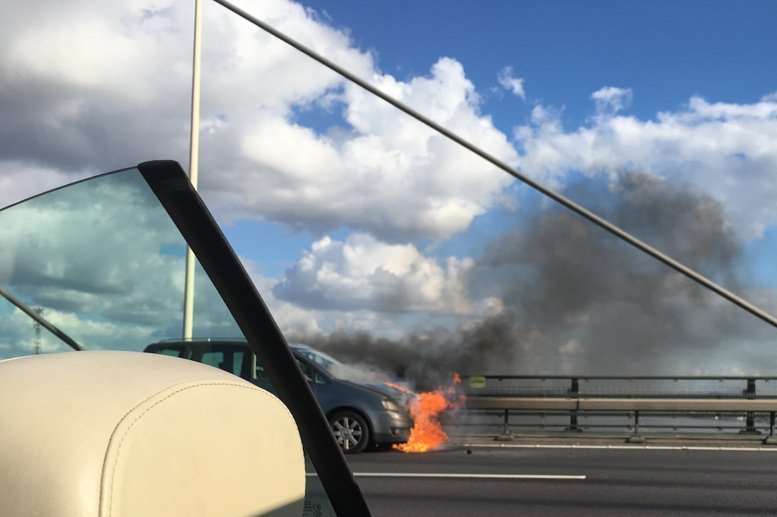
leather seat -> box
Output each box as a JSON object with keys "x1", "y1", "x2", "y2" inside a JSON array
[{"x1": 0, "y1": 351, "x2": 304, "y2": 516}]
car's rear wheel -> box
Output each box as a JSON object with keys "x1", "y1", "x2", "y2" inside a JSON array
[{"x1": 329, "y1": 410, "x2": 370, "y2": 454}]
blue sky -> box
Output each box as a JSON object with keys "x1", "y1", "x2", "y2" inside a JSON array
[
  {"x1": 228, "y1": 0, "x2": 777, "y2": 287},
  {"x1": 303, "y1": 0, "x2": 777, "y2": 130}
]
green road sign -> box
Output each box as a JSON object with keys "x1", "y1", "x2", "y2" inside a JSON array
[{"x1": 469, "y1": 376, "x2": 486, "y2": 389}]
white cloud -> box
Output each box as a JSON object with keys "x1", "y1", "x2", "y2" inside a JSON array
[
  {"x1": 274, "y1": 233, "x2": 477, "y2": 314},
  {"x1": 220, "y1": 56, "x2": 518, "y2": 241},
  {"x1": 243, "y1": 258, "x2": 428, "y2": 340},
  {"x1": 497, "y1": 66, "x2": 526, "y2": 99},
  {"x1": 0, "y1": 161, "x2": 83, "y2": 209},
  {"x1": 590, "y1": 86, "x2": 632, "y2": 115},
  {"x1": 515, "y1": 92, "x2": 777, "y2": 239},
  {"x1": 9, "y1": 19, "x2": 151, "y2": 98},
  {"x1": 241, "y1": 260, "x2": 322, "y2": 336},
  {"x1": 0, "y1": 0, "x2": 517, "y2": 242}
]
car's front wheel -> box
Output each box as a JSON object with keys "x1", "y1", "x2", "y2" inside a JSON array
[{"x1": 329, "y1": 410, "x2": 370, "y2": 454}]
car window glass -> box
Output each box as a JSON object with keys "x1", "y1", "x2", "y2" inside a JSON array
[
  {"x1": 297, "y1": 348, "x2": 339, "y2": 373},
  {"x1": 156, "y1": 346, "x2": 186, "y2": 358},
  {"x1": 295, "y1": 358, "x2": 315, "y2": 382},
  {"x1": 253, "y1": 354, "x2": 266, "y2": 380},
  {"x1": 200, "y1": 349, "x2": 225, "y2": 370},
  {"x1": 196, "y1": 345, "x2": 247, "y2": 377},
  {"x1": 0, "y1": 168, "x2": 338, "y2": 516},
  {"x1": 232, "y1": 350, "x2": 245, "y2": 377},
  {"x1": 0, "y1": 169, "x2": 242, "y2": 354}
]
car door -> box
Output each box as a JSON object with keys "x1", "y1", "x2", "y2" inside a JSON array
[
  {"x1": 0, "y1": 161, "x2": 370, "y2": 517},
  {"x1": 294, "y1": 356, "x2": 332, "y2": 408}
]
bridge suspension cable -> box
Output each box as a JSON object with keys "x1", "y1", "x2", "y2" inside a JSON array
[{"x1": 212, "y1": 0, "x2": 777, "y2": 331}]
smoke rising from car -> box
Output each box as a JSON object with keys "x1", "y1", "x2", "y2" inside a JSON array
[
  {"x1": 328, "y1": 361, "x2": 400, "y2": 386},
  {"x1": 293, "y1": 174, "x2": 773, "y2": 388}
]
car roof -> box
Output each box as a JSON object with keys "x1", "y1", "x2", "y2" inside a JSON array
[{"x1": 146, "y1": 339, "x2": 308, "y2": 356}]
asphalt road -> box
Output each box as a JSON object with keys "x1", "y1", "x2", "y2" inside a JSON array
[{"x1": 345, "y1": 445, "x2": 777, "y2": 516}]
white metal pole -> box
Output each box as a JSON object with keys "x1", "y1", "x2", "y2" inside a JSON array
[{"x1": 182, "y1": 0, "x2": 202, "y2": 340}]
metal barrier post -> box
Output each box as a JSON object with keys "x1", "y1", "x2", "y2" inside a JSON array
[
  {"x1": 627, "y1": 410, "x2": 645, "y2": 443},
  {"x1": 567, "y1": 377, "x2": 581, "y2": 432},
  {"x1": 742, "y1": 378, "x2": 759, "y2": 434},
  {"x1": 765, "y1": 412, "x2": 777, "y2": 445},
  {"x1": 494, "y1": 409, "x2": 514, "y2": 441}
]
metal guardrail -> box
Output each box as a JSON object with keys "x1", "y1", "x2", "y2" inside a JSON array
[{"x1": 457, "y1": 375, "x2": 777, "y2": 442}]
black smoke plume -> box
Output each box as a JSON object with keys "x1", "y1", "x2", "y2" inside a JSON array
[{"x1": 293, "y1": 174, "x2": 774, "y2": 389}]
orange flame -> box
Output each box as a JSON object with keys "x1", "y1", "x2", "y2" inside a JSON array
[
  {"x1": 393, "y1": 390, "x2": 449, "y2": 453},
  {"x1": 393, "y1": 372, "x2": 465, "y2": 453}
]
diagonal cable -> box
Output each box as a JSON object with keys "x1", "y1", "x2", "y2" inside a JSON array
[{"x1": 212, "y1": 0, "x2": 777, "y2": 330}]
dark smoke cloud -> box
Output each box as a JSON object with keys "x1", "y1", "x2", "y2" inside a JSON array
[
  {"x1": 293, "y1": 174, "x2": 776, "y2": 388},
  {"x1": 295, "y1": 317, "x2": 534, "y2": 390}
]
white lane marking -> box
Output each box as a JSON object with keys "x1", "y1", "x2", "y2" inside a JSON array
[
  {"x1": 464, "y1": 443, "x2": 777, "y2": 452},
  {"x1": 306, "y1": 472, "x2": 585, "y2": 480}
]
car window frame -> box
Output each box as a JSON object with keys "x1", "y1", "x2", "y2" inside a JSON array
[
  {"x1": 294, "y1": 353, "x2": 332, "y2": 384},
  {"x1": 136, "y1": 160, "x2": 370, "y2": 516},
  {"x1": 0, "y1": 162, "x2": 370, "y2": 517}
]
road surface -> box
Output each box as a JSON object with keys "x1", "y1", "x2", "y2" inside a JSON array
[{"x1": 344, "y1": 444, "x2": 777, "y2": 516}]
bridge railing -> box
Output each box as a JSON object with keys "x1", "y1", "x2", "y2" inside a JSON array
[{"x1": 454, "y1": 375, "x2": 777, "y2": 442}]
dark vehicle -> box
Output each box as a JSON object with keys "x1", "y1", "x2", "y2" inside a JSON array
[{"x1": 144, "y1": 339, "x2": 412, "y2": 453}]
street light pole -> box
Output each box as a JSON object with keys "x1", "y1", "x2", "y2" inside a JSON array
[{"x1": 182, "y1": 0, "x2": 202, "y2": 340}]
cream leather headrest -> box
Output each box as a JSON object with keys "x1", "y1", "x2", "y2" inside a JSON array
[{"x1": 0, "y1": 351, "x2": 304, "y2": 517}]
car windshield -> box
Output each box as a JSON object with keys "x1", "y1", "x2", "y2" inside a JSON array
[{"x1": 293, "y1": 346, "x2": 341, "y2": 375}]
